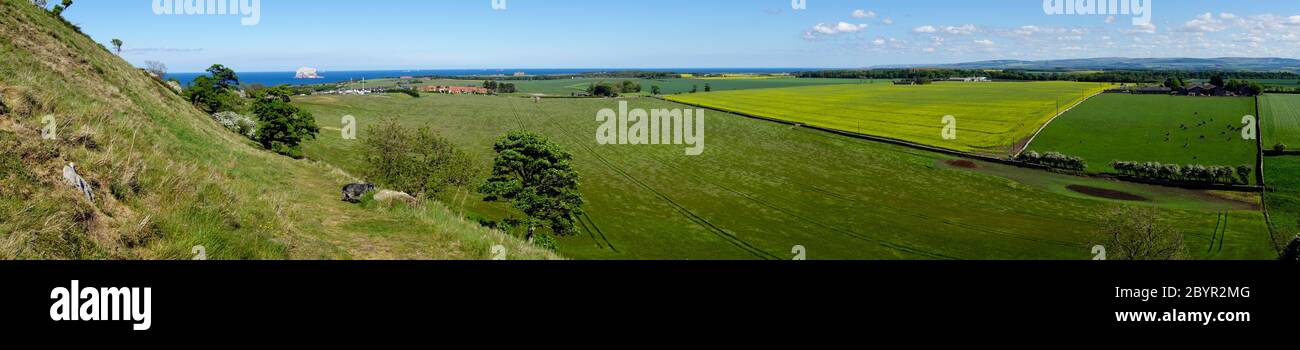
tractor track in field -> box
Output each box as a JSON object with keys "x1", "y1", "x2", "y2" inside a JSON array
[
  {"x1": 516, "y1": 100, "x2": 779, "y2": 260},
  {"x1": 533, "y1": 98, "x2": 1076, "y2": 257},
  {"x1": 641, "y1": 145, "x2": 1079, "y2": 251},
  {"x1": 571, "y1": 104, "x2": 1082, "y2": 251},
  {"x1": 636, "y1": 152, "x2": 957, "y2": 259}
]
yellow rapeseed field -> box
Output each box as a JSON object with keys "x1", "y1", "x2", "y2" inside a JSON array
[{"x1": 667, "y1": 81, "x2": 1113, "y2": 155}]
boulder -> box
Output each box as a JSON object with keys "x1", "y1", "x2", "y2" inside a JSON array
[
  {"x1": 62, "y1": 163, "x2": 94, "y2": 203},
  {"x1": 373, "y1": 190, "x2": 418, "y2": 205}
]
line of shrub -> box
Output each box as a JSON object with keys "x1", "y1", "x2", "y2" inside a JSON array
[
  {"x1": 1013, "y1": 151, "x2": 1087, "y2": 171},
  {"x1": 1110, "y1": 161, "x2": 1252, "y2": 185}
]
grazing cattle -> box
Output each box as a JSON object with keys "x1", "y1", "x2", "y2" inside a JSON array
[{"x1": 341, "y1": 183, "x2": 376, "y2": 203}]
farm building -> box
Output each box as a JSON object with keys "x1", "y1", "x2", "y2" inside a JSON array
[
  {"x1": 419, "y1": 85, "x2": 490, "y2": 95},
  {"x1": 1134, "y1": 87, "x2": 1173, "y2": 94}
]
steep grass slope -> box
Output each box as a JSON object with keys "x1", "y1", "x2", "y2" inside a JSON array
[{"x1": 0, "y1": 0, "x2": 556, "y2": 260}]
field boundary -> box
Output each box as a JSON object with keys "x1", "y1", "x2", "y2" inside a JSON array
[
  {"x1": 655, "y1": 96, "x2": 1020, "y2": 163},
  {"x1": 1013, "y1": 90, "x2": 1107, "y2": 156},
  {"x1": 660, "y1": 95, "x2": 1265, "y2": 194},
  {"x1": 1258, "y1": 94, "x2": 1285, "y2": 254}
]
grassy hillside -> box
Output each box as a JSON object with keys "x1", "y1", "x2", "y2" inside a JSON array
[
  {"x1": 0, "y1": 0, "x2": 556, "y2": 260},
  {"x1": 295, "y1": 93, "x2": 1277, "y2": 260},
  {"x1": 665, "y1": 81, "x2": 1112, "y2": 155},
  {"x1": 1029, "y1": 94, "x2": 1258, "y2": 176}
]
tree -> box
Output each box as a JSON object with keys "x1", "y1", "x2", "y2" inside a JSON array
[
  {"x1": 51, "y1": 0, "x2": 71, "y2": 16},
  {"x1": 704, "y1": 83, "x2": 712, "y2": 92},
  {"x1": 1282, "y1": 235, "x2": 1300, "y2": 261},
  {"x1": 110, "y1": 38, "x2": 122, "y2": 55},
  {"x1": 479, "y1": 132, "x2": 585, "y2": 241},
  {"x1": 1276, "y1": 143, "x2": 1289, "y2": 153},
  {"x1": 360, "y1": 118, "x2": 474, "y2": 198},
  {"x1": 588, "y1": 83, "x2": 618, "y2": 97},
  {"x1": 650, "y1": 85, "x2": 661, "y2": 95},
  {"x1": 251, "y1": 86, "x2": 319, "y2": 158},
  {"x1": 144, "y1": 60, "x2": 167, "y2": 79},
  {"x1": 206, "y1": 64, "x2": 239, "y2": 90},
  {"x1": 690, "y1": 85, "x2": 698, "y2": 93},
  {"x1": 1095, "y1": 206, "x2": 1185, "y2": 260},
  {"x1": 1236, "y1": 165, "x2": 1253, "y2": 185},
  {"x1": 1209, "y1": 74, "x2": 1225, "y2": 87}
]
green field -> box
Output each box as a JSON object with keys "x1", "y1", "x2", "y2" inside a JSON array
[
  {"x1": 664, "y1": 81, "x2": 1112, "y2": 155},
  {"x1": 1262, "y1": 94, "x2": 1300, "y2": 149},
  {"x1": 1265, "y1": 156, "x2": 1300, "y2": 248},
  {"x1": 334, "y1": 77, "x2": 865, "y2": 96},
  {"x1": 503, "y1": 77, "x2": 864, "y2": 96},
  {"x1": 1028, "y1": 94, "x2": 1259, "y2": 176},
  {"x1": 294, "y1": 93, "x2": 1276, "y2": 260}
]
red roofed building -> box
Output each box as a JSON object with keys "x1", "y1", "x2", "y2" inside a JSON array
[{"x1": 419, "y1": 85, "x2": 490, "y2": 95}]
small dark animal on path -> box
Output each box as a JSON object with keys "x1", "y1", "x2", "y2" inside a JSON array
[{"x1": 341, "y1": 183, "x2": 376, "y2": 203}]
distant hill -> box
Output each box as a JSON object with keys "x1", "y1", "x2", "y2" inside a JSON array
[{"x1": 873, "y1": 57, "x2": 1300, "y2": 72}]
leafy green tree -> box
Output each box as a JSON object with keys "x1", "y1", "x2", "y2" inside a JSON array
[
  {"x1": 1236, "y1": 165, "x2": 1253, "y2": 185},
  {"x1": 704, "y1": 83, "x2": 712, "y2": 92},
  {"x1": 51, "y1": 0, "x2": 71, "y2": 16},
  {"x1": 1209, "y1": 74, "x2": 1225, "y2": 87},
  {"x1": 206, "y1": 64, "x2": 240, "y2": 90},
  {"x1": 1094, "y1": 206, "x2": 1185, "y2": 260},
  {"x1": 480, "y1": 132, "x2": 585, "y2": 241},
  {"x1": 251, "y1": 86, "x2": 319, "y2": 158},
  {"x1": 650, "y1": 85, "x2": 661, "y2": 95},
  {"x1": 110, "y1": 38, "x2": 122, "y2": 55},
  {"x1": 360, "y1": 118, "x2": 474, "y2": 198}
]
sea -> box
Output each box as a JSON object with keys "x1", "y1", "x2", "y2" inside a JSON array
[{"x1": 167, "y1": 68, "x2": 825, "y2": 87}]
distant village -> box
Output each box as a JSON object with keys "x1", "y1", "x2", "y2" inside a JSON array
[{"x1": 1118, "y1": 83, "x2": 1261, "y2": 97}]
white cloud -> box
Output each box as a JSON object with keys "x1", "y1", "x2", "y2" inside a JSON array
[
  {"x1": 852, "y1": 10, "x2": 877, "y2": 19},
  {"x1": 872, "y1": 38, "x2": 886, "y2": 45},
  {"x1": 974, "y1": 39, "x2": 994, "y2": 46},
  {"x1": 1105, "y1": 16, "x2": 1117, "y2": 24},
  {"x1": 1123, "y1": 23, "x2": 1158, "y2": 34},
  {"x1": 806, "y1": 22, "x2": 869, "y2": 37},
  {"x1": 941, "y1": 24, "x2": 979, "y2": 35},
  {"x1": 914, "y1": 24, "x2": 979, "y2": 35},
  {"x1": 1180, "y1": 13, "x2": 1230, "y2": 32},
  {"x1": 881, "y1": 18, "x2": 895, "y2": 25}
]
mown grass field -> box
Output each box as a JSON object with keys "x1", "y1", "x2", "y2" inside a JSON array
[
  {"x1": 1264, "y1": 156, "x2": 1300, "y2": 248},
  {"x1": 1262, "y1": 94, "x2": 1300, "y2": 149},
  {"x1": 664, "y1": 81, "x2": 1112, "y2": 155},
  {"x1": 1028, "y1": 94, "x2": 1259, "y2": 177},
  {"x1": 294, "y1": 93, "x2": 1276, "y2": 260}
]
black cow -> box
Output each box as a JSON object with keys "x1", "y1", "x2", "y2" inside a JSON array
[{"x1": 341, "y1": 183, "x2": 376, "y2": 203}]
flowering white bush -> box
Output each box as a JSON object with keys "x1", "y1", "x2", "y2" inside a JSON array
[{"x1": 211, "y1": 111, "x2": 257, "y2": 139}]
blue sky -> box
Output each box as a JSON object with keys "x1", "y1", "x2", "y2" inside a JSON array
[{"x1": 58, "y1": 0, "x2": 1300, "y2": 72}]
